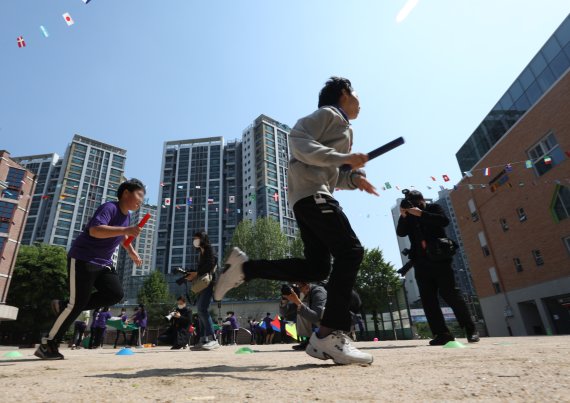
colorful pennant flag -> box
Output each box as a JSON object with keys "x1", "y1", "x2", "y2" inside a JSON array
[
  {"x1": 385, "y1": 182, "x2": 392, "y2": 189},
  {"x1": 187, "y1": 197, "x2": 192, "y2": 205},
  {"x1": 484, "y1": 168, "x2": 490, "y2": 176},
  {"x1": 40, "y1": 26, "x2": 49, "y2": 38},
  {"x1": 160, "y1": 182, "x2": 164, "y2": 187},
  {"x1": 273, "y1": 193, "x2": 279, "y2": 201},
  {"x1": 505, "y1": 164, "x2": 513, "y2": 172},
  {"x1": 17, "y1": 36, "x2": 26, "y2": 48},
  {"x1": 63, "y1": 13, "x2": 74, "y2": 26},
  {"x1": 430, "y1": 176, "x2": 436, "y2": 181},
  {"x1": 442, "y1": 174, "x2": 450, "y2": 182},
  {"x1": 207, "y1": 198, "x2": 214, "y2": 204},
  {"x1": 177, "y1": 185, "x2": 183, "y2": 189},
  {"x1": 195, "y1": 185, "x2": 201, "y2": 189},
  {"x1": 164, "y1": 198, "x2": 171, "y2": 206},
  {"x1": 427, "y1": 186, "x2": 432, "y2": 190},
  {"x1": 525, "y1": 160, "x2": 533, "y2": 168}
]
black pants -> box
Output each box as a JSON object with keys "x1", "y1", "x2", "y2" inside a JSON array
[
  {"x1": 114, "y1": 331, "x2": 128, "y2": 347},
  {"x1": 414, "y1": 261, "x2": 474, "y2": 336},
  {"x1": 243, "y1": 195, "x2": 364, "y2": 331},
  {"x1": 47, "y1": 258, "x2": 123, "y2": 342},
  {"x1": 92, "y1": 327, "x2": 106, "y2": 347},
  {"x1": 71, "y1": 321, "x2": 86, "y2": 346}
]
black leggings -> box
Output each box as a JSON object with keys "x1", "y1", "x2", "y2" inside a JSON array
[{"x1": 47, "y1": 258, "x2": 123, "y2": 342}]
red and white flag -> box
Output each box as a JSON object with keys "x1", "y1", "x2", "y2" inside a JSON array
[
  {"x1": 164, "y1": 198, "x2": 171, "y2": 206},
  {"x1": 17, "y1": 36, "x2": 26, "y2": 48},
  {"x1": 273, "y1": 192, "x2": 279, "y2": 201},
  {"x1": 442, "y1": 174, "x2": 450, "y2": 182},
  {"x1": 63, "y1": 13, "x2": 74, "y2": 26},
  {"x1": 207, "y1": 198, "x2": 214, "y2": 204}
]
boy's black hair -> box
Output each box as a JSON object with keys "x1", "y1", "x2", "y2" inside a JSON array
[
  {"x1": 318, "y1": 76, "x2": 354, "y2": 108},
  {"x1": 177, "y1": 296, "x2": 186, "y2": 303},
  {"x1": 117, "y1": 178, "x2": 146, "y2": 200}
]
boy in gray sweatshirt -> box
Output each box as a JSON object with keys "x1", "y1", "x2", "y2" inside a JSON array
[{"x1": 215, "y1": 77, "x2": 378, "y2": 365}]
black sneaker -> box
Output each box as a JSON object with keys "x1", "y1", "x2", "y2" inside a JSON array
[
  {"x1": 292, "y1": 340, "x2": 309, "y2": 351},
  {"x1": 429, "y1": 333, "x2": 455, "y2": 346},
  {"x1": 34, "y1": 340, "x2": 64, "y2": 360},
  {"x1": 466, "y1": 327, "x2": 480, "y2": 343}
]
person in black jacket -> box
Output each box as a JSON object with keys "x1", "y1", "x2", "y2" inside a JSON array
[
  {"x1": 158, "y1": 296, "x2": 192, "y2": 349},
  {"x1": 396, "y1": 190, "x2": 480, "y2": 345},
  {"x1": 184, "y1": 231, "x2": 220, "y2": 350}
]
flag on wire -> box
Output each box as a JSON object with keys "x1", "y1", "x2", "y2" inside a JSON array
[
  {"x1": 82, "y1": 0, "x2": 92, "y2": 4},
  {"x1": 427, "y1": 186, "x2": 432, "y2": 190},
  {"x1": 164, "y1": 198, "x2": 171, "y2": 206},
  {"x1": 525, "y1": 160, "x2": 533, "y2": 168},
  {"x1": 464, "y1": 171, "x2": 473, "y2": 178},
  {"x1": 40, "y1": 26, "x2": 49, "y2": 38},
  {"x1": 430, "y1": 176, "x2": 436, "y2": 181},
  {"x1": 187, "y1": 197, "x2": 192, "y2": 205},
  {"x1": 468, "y1": 184, "x2": 474, "y2": 190},
  {"x1": 442, "y1": 174, "x2": 450, "y2": 182},
  {"x1": 273, "y1": 193, "x2": 279, "y2": 201},
  {"x1": 544, "y1": 156, "x2": 552, "y2": 165},
  {"x1": 229, "y1": 195, "x2": 235, "y2": 203},
  {"x1": 385, "y1": 182, "x2": 392, "y2": 189},
  {"x1": 63, "y1": 13, "x2": 74, "y2": 26},
  {"x1": 195, "y1": 185, "x2": 201, "y2": 189},
  {"x1": 17, "y1": 36, "x2": 26, "y2": 47},
  {"x1": 484, "y1": 167, "x2": 490, "y2": 176},
  {"x1": 177, "y1": 185, "x2": 183, "y2": 189},
  {"x1": 505, "y1": 164, "x2": 513, "y2": 172},
  {"x1": 207, "y1": 198, "x2": 214, "y2": 204},
  {"x1": 439, "y1": 185, "x2": 445, "y2": 191}
]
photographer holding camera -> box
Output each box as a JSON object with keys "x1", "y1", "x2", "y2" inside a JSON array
[
  {"x1": 158, "y1": 296, "x2": 192, "y2": 349},
  {"x1": 280, "y1": 282, "x2": 327, "y2": 351},
  {"x1": 396, "y1": 190, "x2": 480, "y2": 345},
  {"x1": 182, "y1": 231, "x2": 220, "y2": 350}
]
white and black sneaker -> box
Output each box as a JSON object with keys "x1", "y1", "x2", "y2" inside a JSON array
[
  {"x1": 34, "y1": 339, "x2": 64, "y2": 360},
  {"x1": 202, "y1": 340, "x2": 221, "y2": 350},
  {"x1": 306, "y1": 331, "x2": 373, "y2": 365},
  {"x1": 213, "y1": 247, "x2": 248, "y2": 301}
]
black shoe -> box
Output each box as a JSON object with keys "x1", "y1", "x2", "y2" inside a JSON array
[
  {"x1": 34, "y1": 340, "x2": 64, "y2": 360},
  {"x1": 292, "y1": 340, "x2": 309, "y2": 351},
  {"x1": 429, "y1": 333, "x2": 455, "y2": 346},
  {"x1": 466, "y1": 327, "x2": 480, "y2": 343},
  {"x1": 170, "y1": 345, "x2": 183, "y2": 350}
]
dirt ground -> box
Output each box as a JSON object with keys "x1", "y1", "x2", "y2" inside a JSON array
[{"x1": 0, "y1": 336, "x2": 569, "y2": 403}]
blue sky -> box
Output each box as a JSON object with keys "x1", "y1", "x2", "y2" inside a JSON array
[{"x1": 1, "y1": 1, "x2": 569, "y2": 267}]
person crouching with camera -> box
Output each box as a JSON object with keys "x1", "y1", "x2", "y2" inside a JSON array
[
  {"x1": 396, "y1": 190, "x2": 480, "y2": 346},
  {"x1": 183, "y1": 231, "x2": 220, "y2": 351},
  {"x1": 159, "y1": 296, "x2": 192, "y2": 349},
  {"x1": 280, "y1": 282, "x2": 327, "y2": 351}
]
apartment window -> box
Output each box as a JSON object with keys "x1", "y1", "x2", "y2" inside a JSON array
[
  {"x1": 527, "y1": 132, "x2": 565, "y2": 176},
  {"x1": 489, "y1": 267, "x2": 501, "y2": 294},
  {"x1": 500, "y1": 218, "x2": 509, "y2": 231},
  {"x1": 513, "y1": 258, "x2": 523, "y2": 272},
  {"x1": 532, "y1": 249, "x2": 544, "y2": 266},
  {"x1": 478, "y1": 231, "x2": 490, "y2": 256},
  {"x1": 517, "y1": 207, "x2": 527, "y2": 222},
  {"x1": 552, "y1": 185, "x2": 570, "y2": 222},
  {"x1": 468, "y1": 199, "x2": 479, "y2": 222}
]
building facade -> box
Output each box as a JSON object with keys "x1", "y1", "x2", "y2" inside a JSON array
[
  {"x1": 451, "y1": 69, "x2": 570, "y2": 337},
  {"x1": 0, "y1": 151, "x2": 36, "y2": 320},
  {"x1": 221, "y1": 139, "x2": 243, "y2": 256},
  {"x1": 456, "y1": 15, "x2": 570, "y2": 173}
]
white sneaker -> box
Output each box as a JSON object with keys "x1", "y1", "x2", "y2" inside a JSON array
[
  {"x1": 213, "y1": 247, "x2": 248, "y2": 301},
  {"x1": 202, "y1": 340, "x2": 221, "y2": 350},
  {"x1": 306, "y1": 331, "x2": 373, "y2": 365}
]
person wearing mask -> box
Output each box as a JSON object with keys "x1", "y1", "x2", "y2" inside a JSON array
[
  {"x1": 113, "y1": 308, "x2": 129, "y2": 349},
  {"x1": 159, "y1": 296, "x2": 192, "y2": 349},
  {"x1": 184, "y1": 231, "x2": 220, "y2": 350}
]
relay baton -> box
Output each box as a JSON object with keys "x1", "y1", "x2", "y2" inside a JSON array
[
  {"x1": 340, "y1": 136, "x2": 405, "y2": 171},
  {"x1": 123, "y1": 212, "x2": 151, "y2": 247}
]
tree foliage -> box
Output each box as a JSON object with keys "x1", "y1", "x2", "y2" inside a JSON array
[{"x1": 137, "y1": 271, "x2": 175, "y2": 328}]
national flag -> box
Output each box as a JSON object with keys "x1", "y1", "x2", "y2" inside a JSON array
[
  {"x1": 17, "y1": 36, "x2": 26, "y2": 48},
  {"x1": 484, "y1": 167, "x2": 490, "y2": 176},
  {"x1": 164, "y1": 198, "x2": 171, "y2": 206},
  {"x1": 229, "y1": 195, "x2": 235, "y2": 203},
  {"x1": 396, "y1": 186, "x2": 400, "y2": 191},
  {"x1": 63, "y1": 13, "x2": 74, "y2": 26},
  {"x1": 385, "y1": 182, "x2": 392, "y2": 189},
  {"x1": 237, "y1": 209, "x2": 241, "y2": 213},
  {"x1": 177, "y1": 185, "x2": 183, "y2": 189},
  {"x1": 215, "y1": 207, "x2": 219, "y2": 212},
  {"x1": 442, "y1": 174, "x2": 450, "y2": 182},
  {"x1": 160, "y1": 182, "x2": 164, "y2": 187},
  {"x1": 202, "y1": 207, "x2": 206, "y2": 211},
  {"x1": 519, "y1": 181, "x2": 525, "y2": 187},
  {"x1": 41, "y1": 195, "x2": 50, "y2": 199},
  {"x1": 430, "y1": 176, "x2": 436, "y2": 181},
  {"x1": 273, "y1": 192, "x2": 279, "y2": 201},
  {"x1": 381, "y1": 187, "x2": 386, "y2": 191},
  {"x1": 427, "y1": 186, "x2": 432, "y2": 190},
  {"x1": 175, "y1": 205, "x2": 180, "y2": 210},
  {"x1": 82, "y1": 0, "x2": 92, "y2": 4},
  {"x1": 464, "y1": 171, "x2": 473, "y2": 178},
  {"x1": 468, "y1": 184, "x2": 474, "y2": 190},
  {"x1": 505, "y1": 164, "x2": 513, "y2": 172},
  {"x1": 187, "y1": 197, "x2": 192, "y2": 205},
  {"x1": 195, "y1": 185, "x2": 201, "y2": 189},
  {"x1": 544, "y1": 156, "x2": 552, "y2": 165},
  {"x1": 161, "y1": 205, "x2": 166, "y2": 209},
  {"x1": 525, "y1": 160, "x2": 533, "y2": 169},
  {"x1": 207, "y1": 198, "x2": 214, "y2": 204},
  {"x1": 40, "y1": 26, "x2": 49, "y2": 38}
]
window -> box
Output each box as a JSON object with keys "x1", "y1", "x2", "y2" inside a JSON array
[
  {"x1": 527, "y1": 132, "x2": 565, "y2": 176},
  {"x1": 552, "y1": 185, "x2": 570, "y2": 222},
  {"x1": 532, "y1": 250, "x2": 544, "y2": 266},
  {"x1": 500, "y1": 218, "x2": 509, "y2": 231},
  {"x1": 468, "y1": 199, "x2": 479, "y2": 222},
  {"x1": 517, "y1": 207, "x2": 527, "y2": 222},
  {"x1": 489, "y1": 267, "x2": 501, "y2": 294},
  {"x1": 513, "y1": 258, "x2": 523, "y2": 272},
  {"x1": 0, "y1": 201, "x2": 17, "y2": 233},
  {"x1": 478, "y1": 232, "x2": 490, "y2": 257},
  {"x1": 0, "y1": 236, "x2": 6, "y2": 255}
]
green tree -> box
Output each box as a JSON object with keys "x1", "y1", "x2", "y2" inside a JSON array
[
  {"x1": 227, "y1": 217, "x2": 290, "y2": 300},
  {"x1": 354, "y1": 248, "x2": 401, "y2": 338},
  {"x1": 289, "y1": 232, "x2": 305, "y2": 258},
  {"x1": 2, "y1": 244, "x2": 68, "y2": 341},
  {"x1": 137, "y1": 271, "x2": 175, "y2": 327}
]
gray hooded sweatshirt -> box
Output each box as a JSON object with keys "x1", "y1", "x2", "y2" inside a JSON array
[{"x1": 287, "y1": 106, "x2": 364, "y2": 207}]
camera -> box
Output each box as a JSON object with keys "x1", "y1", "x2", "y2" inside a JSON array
[
  {"x1": 281, "y1": 284, "x2": 293, "y2": 296},
  {"x1": 175, "y1": 267, "x2": 193, "y2": 286},
  {"x1": 400, "y1": 189, "x2": 423, "y2": 210},
  {"x1": 401, "y1": 248, "x2": 411, "y2": 257}
]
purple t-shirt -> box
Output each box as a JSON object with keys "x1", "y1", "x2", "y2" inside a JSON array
[
  {"x1": 93, "y1": 311, "x2": 112, "y2": 329},
  {"x1": 69, "y1": 202, "x2": 130, "y2": 267},
  {"x1": 134, "y1": 310, "x2": 147, "y2": 328}
]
